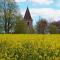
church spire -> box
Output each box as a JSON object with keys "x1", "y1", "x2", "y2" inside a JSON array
[
  {"x1": 24, "y1": 7, "x2": 32, "y2": 28},
  {"x1": 24, "y1": 7, "x2": 32, "y2": 21}
]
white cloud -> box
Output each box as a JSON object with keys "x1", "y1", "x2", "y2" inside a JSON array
[
  {"x1": 15, "y1": 0, "x2": 54, "y2": 5},
  {"x1": 30, "y1": 8, "x2": 60, "y2": 22},
  {"x1": 15, "y1": 0, "x2": 26, "y2": 2},
  {"x1": 32, "y1": 0, "x2": 54, "y2": 5},
  {"x1": 21, "y1": 8, "x2": 60, "y2": 23}
]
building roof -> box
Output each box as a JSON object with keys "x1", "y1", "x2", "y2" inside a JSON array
[{"x1": 24, "y1": 7, "x2": 32, "y2": 21}]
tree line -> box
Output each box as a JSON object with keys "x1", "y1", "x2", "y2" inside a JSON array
[
  {"x1": 36, "y1": 19, "x2": 60, "y2": 34},
  {"x1": 0, "y1": 0, "x2": 60, "y2": 34}
]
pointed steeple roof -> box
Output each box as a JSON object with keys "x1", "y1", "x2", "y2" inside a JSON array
[{"x1": 24, "y1": 7, "x2": 32, "y2": 21}]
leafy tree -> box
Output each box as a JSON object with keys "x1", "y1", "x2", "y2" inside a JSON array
[
  {"x1": 36, "y1": 19, "x2": 47, "y2": 34},
  {"x1": 50, "y1": 21, "x2": 60, "y2": 33},
  {"x1": 14, "y1": 16, "x2": 28, "y2": 34},
  {"x1": 49, "y1": 24, "x2": 58, "y2": 34}
]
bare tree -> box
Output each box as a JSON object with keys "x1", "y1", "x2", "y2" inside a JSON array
[
  {"x1": 36, "y1": 19, "x2": 47, "y2": 34},
  {"x1": 0, "y1": 0, "x2": 17, "y2": 33}
]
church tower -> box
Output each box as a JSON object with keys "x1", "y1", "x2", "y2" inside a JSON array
[{"x1": 24, "y1": 7, "x2": 33, "y2": 28}]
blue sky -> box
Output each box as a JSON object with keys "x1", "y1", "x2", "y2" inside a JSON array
[{"x1": 15, "y1": 0, "x2": 60, "y2": 25}]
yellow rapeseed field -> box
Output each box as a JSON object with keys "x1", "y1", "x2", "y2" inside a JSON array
[
  {"x1": 0, "y1": 34, "x2": 60, "y2": 60},
  {"x1": 0, "y1": 34, "x2": 60, "y2": 49}
]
